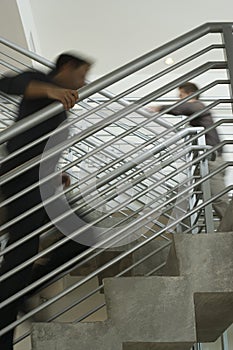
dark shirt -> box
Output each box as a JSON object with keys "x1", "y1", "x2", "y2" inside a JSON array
[
  {"x1": 0, "y1": 70, "x2": 68, "y2": 181},
  {"x1": 160, "y1": 100, "x2": 222, "y2": 154}
]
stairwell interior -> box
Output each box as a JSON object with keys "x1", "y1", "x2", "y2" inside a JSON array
[{"x1": 0, "y1": 22, "x2": 233, "y2": 350}]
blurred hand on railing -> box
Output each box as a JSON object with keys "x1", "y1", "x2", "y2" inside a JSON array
[
  {"x1": 25, "y1": 81, "x2": 79, "y2": 110},
  {"x1": 145, "y1": 105, "x2": 162, "y2": 113}
]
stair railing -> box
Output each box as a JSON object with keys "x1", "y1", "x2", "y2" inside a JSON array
[{"x1": 1, "y1": 22, "x2": 233, "y2": 349}]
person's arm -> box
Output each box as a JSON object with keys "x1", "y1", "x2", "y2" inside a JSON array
[
  {"x1": 147, "y1": 102, "x2": 195, "y2": 116},
  {"x1": 0, "y1": 71, "x2": 78, "y2": 110},
  {"x1": 0, "y1": 71, "x2": 44, "y2": 95},
  {"x1": 24, "y1": 81, "x2": 78, "y2": 110}
]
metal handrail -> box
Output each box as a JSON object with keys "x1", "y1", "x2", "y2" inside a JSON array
[
  {"x1": 1, "y1": 22, "x2": 233, "y2": 346},
  {"x1": 2, "y1": 177, "x2": 233, "y2": 335},
  {"x1": 1, "y1": 139, "x2": 231, "y2": 285},
  {"x1": 0, "y1": 95, "x2": 231, "y2": 262},
  {"x1": 0, "y1": 140, "x2": 194, "y2": 259},
  {"x1": 0, "y1": 103, "x2": 231, "y2": 240},
  {"x1": 0, "y1": 127, "x2": 201, "y2": 236},
  {"x1": 0, "y1": 74, "x2": 229, "y2": 189},
  {"x1": 0, "y1": 127, "x2": 200, "y2": 258},
  {"x1": 0, "y1": 146, "x2": 194, "y2": 262},
  {"x1": 0, "y1": 92, "x2": 229, "y2": 217},
  {"x1": 0, "y1": 22, "x2": 231, "y2": 143}
]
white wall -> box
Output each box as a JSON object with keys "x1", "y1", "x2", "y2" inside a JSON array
[
  {"x1": 0, "y1": 0, "x2": 27, "y2": 48},
  {"x1": 16, "y1": 0, "x2": 41, "y2": 54},
  {"x1": 29, "y1": 0, "x2": 233, "y2": 79}
]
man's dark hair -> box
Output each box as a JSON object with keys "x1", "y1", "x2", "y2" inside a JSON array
[
  {"x1": 55, "y1": 53, "x2": 91, "y2": 70},
  {"x1": 179, "y1": 82, "x2": 200, "y2": 99}
]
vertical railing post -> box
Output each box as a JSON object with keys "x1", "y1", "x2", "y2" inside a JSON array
[
  {"x1": 198, "y1": 135, "x2": 215, "y2": 233},
  {"x1": 192, "y1": 343, "x2": 203, "y2": 350},
  {"x1": 222, "y1": 24, "x2": 233, "y2": 110},
  {"x1": 221, "y1": 331, "x2": 229, "y2": 350}
]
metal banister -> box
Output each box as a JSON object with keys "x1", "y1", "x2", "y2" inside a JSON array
[
  {"x1": 0, "y1": 126, "x2": 201, "y2": 234},
  {"x1": 0, "y1": 142, "x2": 194, "y2": 258},
  {"x1": 2, "y1": 132, "x2": 228, "y2": 261},
  {"x1": 0, "y1": 98, "x2": 230, "y2": 230},
  {"x1": 1, "y1": 22, "x2": 233, "y2": 348},
  {"x1": 2, "y1": 177, "x2": 233, "y2": 336},
  {"x1": 1, "y1": 139, "x2": 230, "y2": 283},
  {"x1": 0, "y1": 22, "x2": 231, "y2": 144}
]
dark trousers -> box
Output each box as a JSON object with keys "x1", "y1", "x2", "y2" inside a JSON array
[
  {"x1": 0, "y1": 177, "x2": 89, "y2": 350},
  {"x1": 0, "y1": 181, "x2": 46, "y2": 350}
]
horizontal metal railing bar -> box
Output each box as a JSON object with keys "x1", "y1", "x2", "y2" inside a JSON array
[
  {"x1": 0, "y1": 59, "x2": 21, "y2": 73},
  {"x1": 0, "y1": 157, "x2": 202, "y2": 296},
  {"x1": 0, "y1": 74, "x2": 228, "y2": 192},
  {"x1": 0, "y1": 51, "x2": 35, "y2": 71},
  {"x1": 0, "y1": 145, "x2": 231, "y2": 292},
  {"x1": 0, "y1": 127, "x2": 200, "y2": 233},
  {"x1": 0, "y1": 45, "x2": 224, "y2": 140},
  {"x1": 75, "y1": 303, "x2": 107, "y2": 324},
  {"x1": 0, "y1": 178, "x2": 214, "y2": 330},
  {"x1": 64, "y1": 23, "x2": 232, "y2": 100},
  {"x1": 0, "y1": 37, "x2": 54, "y2": 68},
  {"x1": 91, "y1": 43, "x2": 224, "y2": 109},
  {"x1": 0, "y1": 48, "x2": 228, "y2": 157},
  {"x1": 0, "y1": 22, "x2": 231, "y2": 334},
  {"x1": 0, "y1": 25, "x2": 232, "y2": 342},
  {"x1": 145, "y1": 262, "x2": 167, "y2": 277},
  {"x1": 0, "y1": 139, "x2": 224, "y2": 268},
  {"x1": 0, "y1": 78, "x2": 228, "y2": 188},
  {"x1": 2, "y1": 177, "x2": 233, "y2": 336},
  {"x1": 78, "y1": 100, "x2": 163, "y2": 147},
  {"x1": 0, "y1": 141, "x2": 197, "y2": 258},
  {"x1": 0, "y1": 59, "x2": 219, "y2": 159},
  {"x1": 89, "y1": 96, "x2": 231, "y2": 103},
  {"x1": 0, "y1": 141, "x2": 197, "y2": 264},
  {"x1": 0, "y1": 127, "x2": 228, "y2": 270},
  {"x1": 183, "y1": 223, "x2": 206, "y2": 235},
  {"x1": 82, "y1": 44, "x2": 225, "y2": 131},
  {"x1": 0, "y1": 23, "x2": 229, "y2": 97},
  {"x1": 0, "y1": 100, "x2": 226, "y2": 227},
  {"x1": 0, "y1": 22, "x2": 228, "y2": 144}
]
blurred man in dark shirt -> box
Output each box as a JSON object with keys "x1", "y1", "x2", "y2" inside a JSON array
[{"x1": 0, "y1": 53, "x2": 91, "y2": 350}]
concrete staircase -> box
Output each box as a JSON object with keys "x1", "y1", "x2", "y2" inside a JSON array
[{"x1": 31, "y1": 233, "x2": 233, "y2": 350}]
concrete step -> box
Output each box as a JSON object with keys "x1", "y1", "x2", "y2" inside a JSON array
[
  {"x1": 31, "y1": 233, "x2": 233, "y2": 349},
  {"x1": 31, "y1": 276, "x2": 196, "y2": 350},
  {"x1": 164, "y1": 232, "x2": 233, "y2": 342},
  {"x1": 71, "y1": 236, "x2": 171, "y2": 285}
]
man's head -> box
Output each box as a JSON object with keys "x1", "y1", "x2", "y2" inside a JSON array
[
  {"x1": 178, "y1": 82, "x2": 199, "y2": 100},
  {"x1": 54, "y1": 53, "x2": 92, "y2": 90}
]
